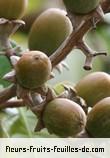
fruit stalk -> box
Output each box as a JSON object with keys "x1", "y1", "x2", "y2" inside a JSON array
[
  {"x1": 0, "y1": 18, "x2": 25, "y2": 62},
  {"x1": 0, "y1": 99, "x2": 24, "y2": 109},
  {"x1": 0, "y1": 84, "x2": 16, "y2": 105}
]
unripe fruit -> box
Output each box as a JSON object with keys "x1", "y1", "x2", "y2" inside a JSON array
[
  {"x1": 63, "y1": 0, "x2": 100, "y2": 14},
  {"x1": 0, "y1": 0, "x2": 28, "y2": 20},
  {"x1": 43, "y1": 98, "x2": 86, "y2": 137},
  {"x1": 75, "y1": 72, "x2": 110, "y2": 107},
  {"x1": 28, "y1": 8, "x2": 72, "y2": 56},
  {"x1": 15, "y1": 51, "x2": 52, "y2": 89},
  {"x1": 86, "y1": 97, "x2": 110, "y2": 137}
]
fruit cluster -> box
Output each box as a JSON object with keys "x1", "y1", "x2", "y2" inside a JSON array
[
  {"x1": 75, "y1": 72, "x2": 110, "y2": 138},
  {"x1": 0, "y1": 0, "x2": 110, "y2": 138},
  {"x1": 33, "y1": 71, "x2": 110, "y2": 138}
]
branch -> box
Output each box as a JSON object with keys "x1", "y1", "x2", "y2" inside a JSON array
[
  {"x1": 77, "y1": 40, "x2": 107, "y2": 70},
  {"x1": 0, "y1": 84, "x2": 16, "y2": 104},
  {"x1": 50, "y1": 0, "x2": 110, "y2": 70},
  {"x1": 0, "y1": 99, "x2": 24, "y2": 109}
]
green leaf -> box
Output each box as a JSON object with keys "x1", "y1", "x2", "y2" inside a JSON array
[{"x1": 0, "y1": 56, "x2": 11, "y2": 87}]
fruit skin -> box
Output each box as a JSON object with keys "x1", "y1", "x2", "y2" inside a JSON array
[
  {"x1": 86, "y1": 97, "x2": 110, "y2": 138},
  {"x1": 63, "y1": 0, "x2": 100, "y2": 14},
  {"x1": 75, "y1": 72, "x2": 110, "y2": 107},
  {"x1": 15, "y1": 51, "x2": 52, "y2": 89},
  {"x1": 28, "y1": 8, "x2": 72, "y2": 56},
  {"x1": 43, "y1": 98, "x2": 86, "y2": 137},
  {"x1": 0, "y1": 0, "x2": 28, "y2": 20}
]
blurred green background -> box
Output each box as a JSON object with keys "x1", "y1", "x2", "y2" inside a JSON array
[{"x1": 0, "y1": 0, "x2": 110, "y2": 138}]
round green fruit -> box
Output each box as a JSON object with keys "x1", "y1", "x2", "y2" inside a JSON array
[
  {"x1": 75, "y1": 72, "x2": 110, "y2": 107},
  {"x1": 86, "y1": 97, "x2": 110, "y2": 137},
  {"x1": 28, "y1": 8, "x2": 72, "y2": 56},
  {"x1": 0, "y1": 0, "x2": 28, "y2": 20},
  {"x1": 63, "y1": 0, "x2": 100, "y2": 14},
  {"x1": 43, "y1": 98, "x2": 86, "y2": 137},
  {"x1": 15, "y1": 51, "x2": 52, "y2": 89}
]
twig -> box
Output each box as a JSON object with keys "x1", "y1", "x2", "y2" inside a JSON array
[
  {"x1": 77, "y1": 40, "x2": 107, "y2": 70},
  {"x1": 0, "y1": 100, "x2": 24, "y2": 109},
  {"x1": 50, "y1": 0, "x2": 110, "y2": 69},
  {"x1": 0, "y1": 84, "x2": 16, "y2": 104}
]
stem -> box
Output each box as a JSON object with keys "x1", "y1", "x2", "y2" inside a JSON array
[
  {"x1": 77, "y1": 40, "x2": 107, "y2": 70},
  {"x1": 50, "y1": 1, "x2": 110, "y2": 68},
  {"x1": 0, "y1": 19, "x2": 25, "y2": 65},
  {"x1": 0, "y1": 100, "x2": 24, "y2": 109},
  {"x1": 0, "y1": 84, "x2": 16, "y2": 104},
  {"x1": 77, "y1": 130, "x2": 90, "y2": 138}
]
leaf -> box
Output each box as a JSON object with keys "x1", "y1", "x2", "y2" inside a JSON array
[{"x1": 0, "y1": 56, "x2": 11, "y2": 87}]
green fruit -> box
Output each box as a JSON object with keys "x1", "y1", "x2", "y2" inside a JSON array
[
  {"x1": 15, "y1": 51, "x2": 52, "y2": 89},
  {"x1": 63, "y1": 0, "x2": 100, "y2": 14},
  {"x1": 43, "y1": 98, "x2": 86, "y2": 137},
  {"x1": 86, "y1": 97, "x2": 110, "y2": 137},
  {"x1": 28, "y1": 8, "x2": 72, "y2": 56},
  {"x1": 0, "y1": 0, "x2": 28, "y2": 20},
  {"x1": 75, "y1": 72, "x2": 110, "y2": 107}
]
